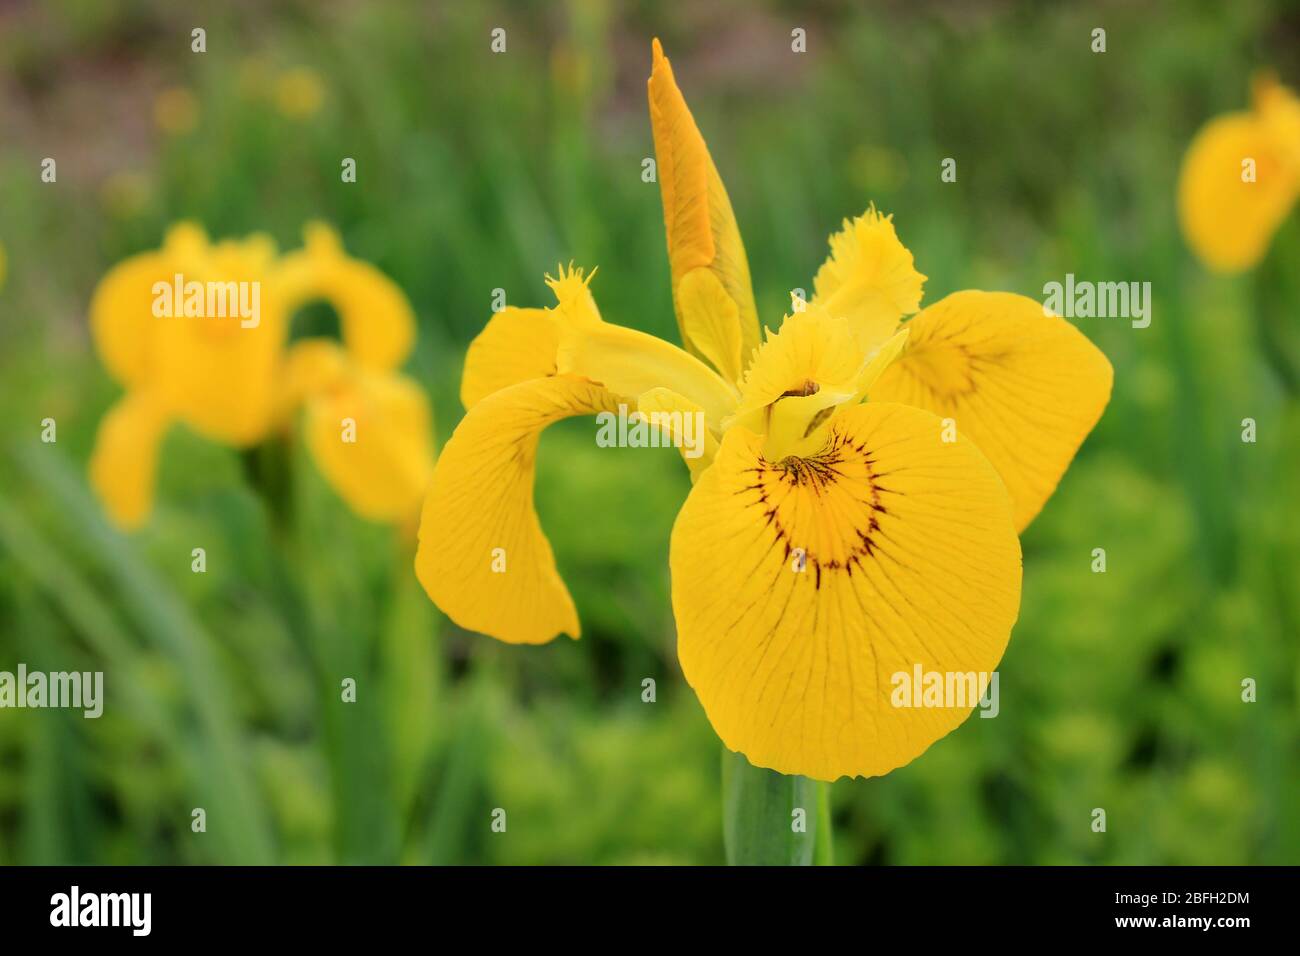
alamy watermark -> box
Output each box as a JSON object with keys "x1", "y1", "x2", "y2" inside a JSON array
[
  {"x1": 1042, "y1": 273, "x2": 1150, "y2": 328},
  {"x1": 891, "y1": 665, "x2": 999, "y2": 718},
  {"x1": 595, "y1": 403, "x2": 705, "y2": 459},
  {"x1": 50, "y1": 886, "x2": 150, "y2": 936},
  {"x1": 152, "y1": 274, "x2": 260, "y2": 328},
  {"x1": 0, "y1": 664, "x2": 103, "y2": 718}
]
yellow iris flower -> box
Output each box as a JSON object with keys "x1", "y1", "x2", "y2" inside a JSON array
[
  {"x1": 415, "y1": 40, "x2": 1112, "y2": 781},
  {"x1": 1178, "y1": 72, "x2": 1300, "y2": 273},
  {"x1": 88, "y1": 222, "x2": 432, "y2": 528},
  {"x1": 277, "y1": 224, "x2": 435, "y2": 523}
]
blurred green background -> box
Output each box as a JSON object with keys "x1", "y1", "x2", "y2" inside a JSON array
[{"x1": 1, "y1": 0, "x2": 1298, "y2": 865}]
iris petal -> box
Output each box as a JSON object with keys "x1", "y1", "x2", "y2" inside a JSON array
[
  {"x1": 812, "y1": 208, "x2": 926, "y2": 351},
  {"x1": 1178, "y1": 110, "x2": 1300, "y2": 273},
  {"x1": 276, "y1": 222, "x2": 415, "y2": 370},
  {"x1": 670, "y1": 402, "x2": 1022, "y2": 781},
  {"x1": 88, "y1": 390, "x2": 171, "y2": 530},
  {"x1": 297, "y1": 343, "x2": 435, "y2": 522},
  {"x1": 460, "y1": 307, "x2": 559, "y2": 409},
  {"x1": 415, "y1": 374, "x2": 620, "y2": 645},
  {"x1": 649, "y1": 39, "x2": 761, "y2": 376},
  {"x1": 871, "y1": 290, "x2": 1112, "y2": 532},
  {"x1": 88, "y1": 251, "x2": 166, "y2": 388}
]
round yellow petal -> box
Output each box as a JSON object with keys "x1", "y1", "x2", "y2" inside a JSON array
[
  {"x1": 870, "y1": 290, "x2": 1112, "y2": 532},
  {"x1": 670, "y1": 402, "x2": 1022, "y2": 781}
]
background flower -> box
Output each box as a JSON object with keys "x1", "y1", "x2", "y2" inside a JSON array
[{"x1": 1178, "y1": 73, "x2": 1300, "y2": 273}]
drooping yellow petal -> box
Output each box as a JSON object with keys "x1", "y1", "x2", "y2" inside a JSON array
[
  {"x1": 461, "y1": 307, "x2": 560, "y2": 409},
  {"x1": 670, "y1": 402, "x2": 1022, "y2": 781},
  {"x1": 648, "y1": 39, "x2": 761, "y2": 375},
  {"x1": 415, "y1": 374, "x2": 620, "y2": 645},
  {"x1": 300, "y1": 353, "x2": 435, "y2": 523},
  {"x1": 811, "y1": 207, "x2": 926, "y2": 351},
  {"x1": 870, "y1": 290, "x2": 1112, "y2": 532},
  {"x1": 276, "y1": 222, "x2": 415, "y2": 370},
  {"x1": 88, "y1": 390, "x2": 171, "y2": 530},
  {"x1": 636, "y1": 386, "x2": 718, "y2": 480},
  {"x1": 1178, "y1": 109, "x2": 1300, "y2": 273}
]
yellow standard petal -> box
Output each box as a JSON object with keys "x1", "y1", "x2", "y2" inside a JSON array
[
  {"x1": 670, "y1": 402, "x2": 1022, "y2": 781},
  {"x1": 275, "y1": 222, "x2": 415, "y2": 371},
  {"x1": 648, "y1": 39, "x2": 761, "y2": 378},
  {"x1": 871, "y1": 290, "x2": 1113, "y2": 532},
  {"x1": 811, "y1": 206, "x2": 927, "y2": 351},
  {"x1": 152, "y1": 232, "x2": 287, "y2": 446},
  {"x1": 88, "y1": 390, "x2": 171, "y2": 530},
  {"x1": 727, "y1": 305, "x2": 906, "y2": 460},
  {"x1": 415, "y1": 374, "x2": 620, "y2": 645}
]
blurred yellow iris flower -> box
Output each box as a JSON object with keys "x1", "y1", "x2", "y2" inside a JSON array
[
  {"x1": 88, "y1": 222, "x2": 432, "y2": 528},
  {"x1": 277, "y1": 225, "x2": 434, "y2": 523},
  {"x1": 415, "y1": 40, "x2": 1111, "y2": 781},
  {"x1": 1178, "y1": 72, "x2": 1300, "y2": 273}
]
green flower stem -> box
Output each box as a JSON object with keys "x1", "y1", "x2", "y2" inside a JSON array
[
  {"x1": 815, "y1": 777, "x2": 835, "y2": 865},
  {"x1": 722, "y1": 748, "x2": 830, "y2": 865}
]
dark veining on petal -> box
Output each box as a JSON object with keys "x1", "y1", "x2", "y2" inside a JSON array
[{"x1": 733, "y1": 429, "x2": 896, "y2": 589}]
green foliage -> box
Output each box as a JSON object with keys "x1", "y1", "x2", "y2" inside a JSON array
[{"x1": 1, "y1": 0, "x2": 1297, "y2": 864}]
